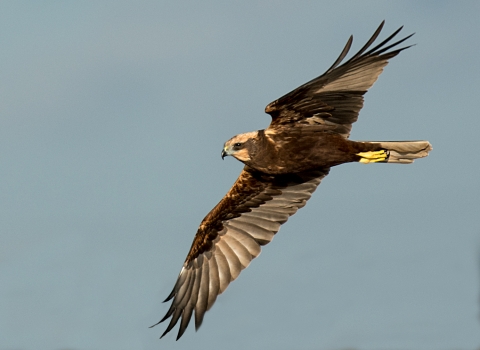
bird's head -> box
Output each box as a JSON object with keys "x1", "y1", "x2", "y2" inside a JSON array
[{"x1": 221, "y1": 131, "x2": 258, "y2": 162}]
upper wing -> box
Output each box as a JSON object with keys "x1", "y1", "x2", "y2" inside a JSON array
[
  {"x1": 265, "y1": 21, "x2": 413, "y2": 137},
  {"x1": 153, "y1": 166, "x2": 330, "y2": 339}
]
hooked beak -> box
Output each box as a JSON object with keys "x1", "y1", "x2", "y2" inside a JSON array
[{"x1": 222, "y1": 147, "x2": 232, "y2": 159}]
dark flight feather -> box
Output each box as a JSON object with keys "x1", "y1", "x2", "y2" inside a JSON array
[
  {"x1": 155, "y1": 167, "x2": 329, "y2": 339},
  {"x1": 265, "y1": 21, "x2": 413, "y2": 137}
]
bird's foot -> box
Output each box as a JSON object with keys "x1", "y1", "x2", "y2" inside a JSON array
[{"x1": 357, "y1": 150, "x2": 389, "y2": 163}]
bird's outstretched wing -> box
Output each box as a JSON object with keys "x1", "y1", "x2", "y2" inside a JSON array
[
  {"x1": 154, "y1": 166, "x2": 330, "y2": 339},
  {"x1": 265, "y1": 21, "x2": 413, "y2": 137}
]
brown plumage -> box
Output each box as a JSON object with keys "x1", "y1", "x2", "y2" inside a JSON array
[{"x1": 153, "y1": 21, "x2": 432, "y2": 340}]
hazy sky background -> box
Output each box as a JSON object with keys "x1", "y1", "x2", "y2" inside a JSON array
[{"x1": 1, "y1": 2, "x2": 479, "y2": 350}]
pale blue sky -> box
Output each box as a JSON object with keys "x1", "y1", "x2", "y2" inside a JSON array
[{"x1": 1, "y1": 2, "x2": 479, "y2": 350}]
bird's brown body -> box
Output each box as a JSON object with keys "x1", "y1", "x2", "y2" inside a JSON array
[
  {"x1": 239, "y1": 128, "x2": 382, "y2": 174},
  {"x1": 154, "y1": 22, "x2": 432, "y2": 340}
]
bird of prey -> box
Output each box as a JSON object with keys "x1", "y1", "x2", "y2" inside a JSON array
[{"x1": 153, "y1": 21, "x2": 432, "y2": 340}]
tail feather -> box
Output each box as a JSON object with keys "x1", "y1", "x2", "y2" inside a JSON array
[{"x1": 376, "y1": 140, "x2": 432, "y2": 164}]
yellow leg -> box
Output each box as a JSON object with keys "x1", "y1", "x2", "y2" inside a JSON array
[{"x1": 357, "y1": 150, "x2": 389, "y2": 164}]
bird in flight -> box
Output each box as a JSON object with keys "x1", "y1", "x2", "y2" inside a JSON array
[{"x1": 153, "y1": 21, "x2": 432, "y2": 340}]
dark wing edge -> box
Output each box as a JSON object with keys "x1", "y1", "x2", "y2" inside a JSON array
[
  {"x1": 265, "y1": 21, "x2": 414, "y2": 137},
  {"x1": 152, "y1": 166, "x2": 330, "y2": 340}
]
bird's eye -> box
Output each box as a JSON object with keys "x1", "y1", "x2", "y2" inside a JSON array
[{"x1": 234, "y1": 142, "x2": 242, "y2": 147}]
